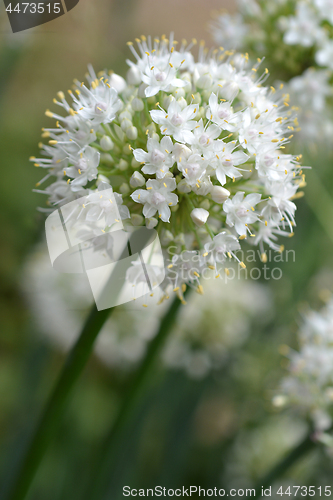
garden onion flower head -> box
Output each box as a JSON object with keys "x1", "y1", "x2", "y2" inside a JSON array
[
  {"x1": 210, "y1": 0, "x2": 333, "y2": 146},
  {"x1": 32, "y1": 34, "x2": 304, "y2": 302},
  {"x1": 274, "y1": 297, "x2": 333, "y2": 434}
]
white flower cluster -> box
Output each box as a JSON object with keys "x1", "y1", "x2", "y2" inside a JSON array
[
  {"x1": 32, "y1": 34, "x2": 303, "y2": 301},
  {"x1": 211, "y1": 0, "x2": 333, "y2": 146},
  {"x1": 274, "y1": 298, "x2": 333, "y2": 432}
]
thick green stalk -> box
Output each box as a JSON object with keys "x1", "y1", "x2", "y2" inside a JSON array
[
  {"x1": 85, "y1": 292, "x2": 188, "y2": 500},
  {"x1": 254, "y1": 430, "x2": 316, "y2": 498},
  {"x1": 6, "y1": 305, "x2": 113, "y2": 500},
  {"x1": 305, "y1": 170, "x2": 333, "y2": 246}
]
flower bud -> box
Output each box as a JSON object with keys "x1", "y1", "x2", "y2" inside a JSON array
[
  {"x1": 131, "y1": 213, "x2": 144, "y2": 226},
  {"x1": 146, "y1": 217, "x2": 158, "y2": 229},
  {"x1": 100, "y1": 153, "x2": 114, "y2": 164},
  {"x1": 161, "y1": 230, "x2": 174, "y2": 245},
  {"x1": 173, "y1": 88, "x2": 185, "y2": 99},
  {"x1": 173, "y1": 143, "x2": 191, "y2": 162},
  {"x1": 121, "y1": 118, "x2": 132, "y2": 132},
  {"x1": 119, "y1": 110, "x2": 132, "y2": 122},
  {"x1": 119, "y1": 183, "x2": 130, "y2": 194},
  {"x1": 130, "y1": 171, "x2": 145, "y2": 187},
  {"x1": 108, "y1": 73, "x2": 126, "y2": 93},
  {"x1": 177, "y1": 178, "x2": 191, "y2": 193},
  {"x1": 123, "y1": 143, "x2": 132, "y2": 155},
  {"x1": 131, "y1": 157, "x2": 141, "y2": 168},
  {"x1": 146, "y1": 123, "x2": 156, "y2": 135},
  {"x1": 200, "y1": 199, "x2": 210, "y2": 210},
  {"x1": 174, "y1": 233, "x2": 185, "y2": 245},
  {"x1": 210, "y1": 185, "x2": 230, "y2": 204},
  {"x1": 196, "y1": 74, "x2": 213, "y2": 89},
  {"x1": 126, "y1": 126, "x2": 138, "y2": 140},
  {"x1": 220, "y1": 81, "x2": 239, "y2": 101},
  {"x1": 190, "y1": 208, "x2": 209, "y2": 227},
  {"x1": 131, "y1": 97, "x2": 144, "y2": 112},
  {"x1": 97, "y1": 174, "x2": 110, "y2": 185},
  {"x1": 163, "y1": 95, "x2": 174, "y2": 109},
  {"x1": 100, "y1": 135, "x2": 114, "y2": 151},
  {"x1": 118, "y1": 159, "x2": 128, "y2": 171},
  {"x1": 191, "y1": 92, "x2": 201, "y2": 104},
  {"x1": 127, "y1": 66, "x2": 141, "y2": 85},
  {"x1": 177, "y1": 97, "x2": 187, "y2": 110},
  {"x1": 138, "y1": 83, "x2": 148, "y2": 98}
]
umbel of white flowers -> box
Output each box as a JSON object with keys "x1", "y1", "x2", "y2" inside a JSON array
[
  {"x1": 32, "y1": 34, "x2": 305, "y2": 303},
  {"x1": 211, "y1": 0, "x2": 333, "y2": 146},
  {"x1": 274, "y1": 297, "x2": 333, "y2": 437}
]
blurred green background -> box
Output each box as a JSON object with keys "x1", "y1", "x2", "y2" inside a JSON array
[{"x1": 1, "y1": 1, "x2": 333, "y2": 499}]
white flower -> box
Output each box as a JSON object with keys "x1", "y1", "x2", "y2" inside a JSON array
[
  {"x1": 150, "y1": 100, "x2": 198, "y2": 143},
  {"x1": 126, "y1": 260, "x2": 164, "y2": 287},
  {"x1": 72, "y1": 81, "x2": 122, "y2": 125},
  {"x1": 288, "y1": 68, "x2": 332, "y2": 112},
  {"x1": 314, "y1": 0, "x2": 333, "y2": 24},
  {"x1": 204, "y1": 231, "x2": 241, "y2": 264},
  {"x1": 252, "y1": 220, "x2": 290, "y2": 253},
  {"x1": 133, "y1": 136, "x2": 174, "y2": 178},
  {"x1": 282, "y1": 3, "x2": 324, "y2": 47},
  {"x1": 131, "y1": 177, "x2": 178, "y2": 222},
  {"x1": 66, "y1": 146, "x2": 100, "y2": 188},
  {"x1": 126, "y1": 35, "x2": 194, "y2": 97},
  {"x1": 262, "y1": 181, "x2": 297, "y2": 230},
  {"x1": 223, "y1": 192, "x2": 261, "y2": 236},
  {"x1": 178, "y1": 154, "x2": 207, "y2": 188},
  {"x1": 205, "y1": 140, "x2": 249, "y2": 186},
  {"x1": 188, "y1": 119, "x2": 221, "y2": 153},
  {"x1": 141, "y1": 62, "x2": 186, "y2": 98},
  {"x1": 211, "y1": 13, "x2": 249, "y2": 50},
  {"x1": 169, "y1": 250, "x2": 205, "y2": 288},
  {"x1": 206, "y1": 93, "x2": 240, "y2": 131},
  {"x1": 316, "y1": 39, "x2": 333, "y2": 69},
  {"x1": 83, "y1": 182, "x2": 130, "y2": 225},
  {"x1": 277, "y1": 298, "x2": 333, "y2": 432}
]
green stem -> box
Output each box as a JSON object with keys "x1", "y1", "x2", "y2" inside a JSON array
[
  {"x1": 305, "y1": 170, "x2": 333, "y2": 246},
  {"x1": 6, "y1": 305, "x2": 114, "y2": 500},
  {"x1": 253, "y1": 429, "x2": 316, "y2": 498},
  {"x1": 85, "y1": 292, "x2": 189, "y2": 500}
]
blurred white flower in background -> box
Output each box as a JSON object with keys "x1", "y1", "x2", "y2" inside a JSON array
[
  {"x1": 274, "y1": 296, "x2": 333, "y2": 434},
  {"x1": 22, "y1": 243, "x2": 273, "y2": 377},
  {"x1": 210, "y1": 0, "x2": 333, "y2": 148}
]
